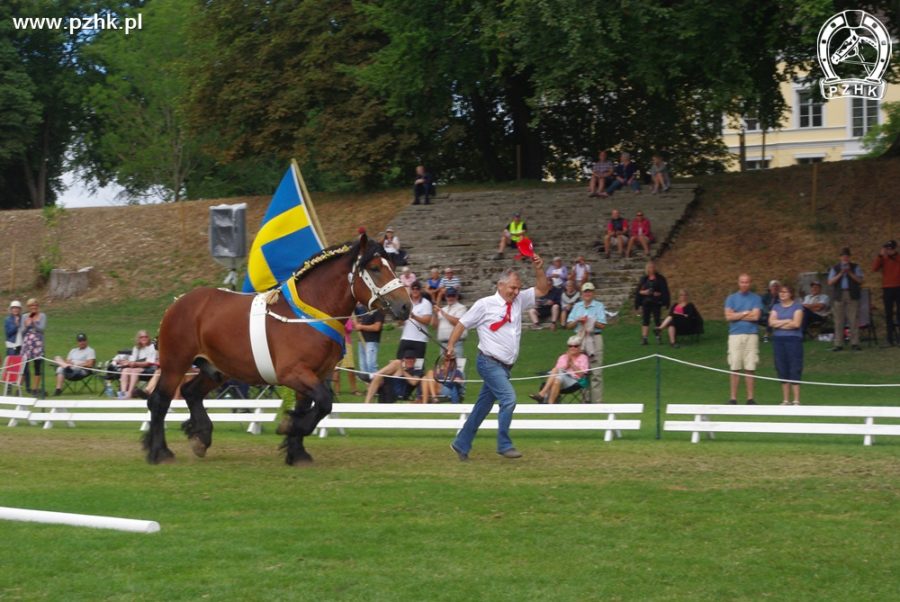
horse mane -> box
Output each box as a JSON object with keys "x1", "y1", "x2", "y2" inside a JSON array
[{"x1": 290, "y1": 238, "x2": 386, "y2": 282}]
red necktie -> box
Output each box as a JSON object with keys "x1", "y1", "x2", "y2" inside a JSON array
[{"x1": 489, "y1": 302, "x2": 512, "y2": 331}]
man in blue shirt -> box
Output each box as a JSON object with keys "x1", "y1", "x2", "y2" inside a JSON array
[
  {"x1": 724, "y1": 273, "x2": 763, "y2": 404},
  {"x1": 566, "y1": 282, "x2": 607, "y2": 401}
]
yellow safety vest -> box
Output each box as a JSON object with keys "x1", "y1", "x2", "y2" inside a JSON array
[{"x1": 508, "y1": 220, "x2": 525, "y2": 242}]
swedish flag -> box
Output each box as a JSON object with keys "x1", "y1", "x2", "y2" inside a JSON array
[{"x1": 243, "y1": 161, "x2": 328, "y2": 292}]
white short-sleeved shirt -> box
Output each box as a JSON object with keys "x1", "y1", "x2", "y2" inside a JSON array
[
  {"x1": 130, "y1": 344, "x2": 158, "y2": 364},
  {"x1": 67, "y1": 346, "x2": 96, "y2": 364},
  {"x1": 401, "y1": 297, "x2": 433, "y2": 342},
  {"x1": 460, "y1": 288, "x2": 536, "y2": 365},
  {"x1": 437, "y1": 302, "x2": 468, "y2": 341}
]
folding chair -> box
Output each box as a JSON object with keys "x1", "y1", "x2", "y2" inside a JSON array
[
  {"x1": 1, "y1": 355, "x2": 25, "y2": 396},
  {"x1": 558, "y1": 375, "x2": 592, "y2": 404},
  {"x1": 60, "y1": 366, "x2": 101, "y2": 396},
  {"x1": 857, "y1": 288, "x2": 878, "y2": 346}
]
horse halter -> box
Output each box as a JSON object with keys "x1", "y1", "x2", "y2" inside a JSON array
[{"x1": 349, "y1": 255, "x2": 405, "y2": 310}]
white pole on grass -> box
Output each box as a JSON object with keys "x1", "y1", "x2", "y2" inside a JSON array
[{"x1": 0, "y1": 506, "x2": 160, "y2": 533}]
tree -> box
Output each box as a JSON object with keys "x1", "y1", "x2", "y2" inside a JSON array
[{"x1": 73, "y1": 0, "x2": 202, "y2": 202}]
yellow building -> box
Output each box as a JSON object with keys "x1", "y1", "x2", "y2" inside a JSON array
[{"x1": 722, "y1": 78, "x2": 900, "y2": 170}]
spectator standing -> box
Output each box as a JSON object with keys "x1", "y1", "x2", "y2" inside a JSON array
[
  {"x1": 447, "y1": 258, "x2": 550, "y2": 460},
  {"x1": 5, "y1": 300, "x2": 23, "y2": 356},
  {"x1": 559, "y1": 280, "x2": 581, "y2": 327},
  {"x1": 801, "y1": 281, "x2": 830, "y2": 336},
  {"x1": 655, "y1": 289, "x2": 703, "y2": 348},
  {"x1": 529, "y1": 336, "x2": 589, "y2": 404},
  {"x1": 494, "y1": 211, "x2": 527, "y2": 260},
  {"x1": 21, "y1": 298, "x2": 46, "y2": 394},
  {"x1": 603, "y1": 209, "x2": 629, "y2": 258},
  {"x1": 353, "y1": 303, "x2": 384, "y2": 376},
  {"x1": 827, "y1": 247, "x2": 864, "y2": 351},
  {"x1": 119, "y1": 330, "x2": 158, "y2": 399},
  {"x1": 397, "y1": 281, "x2": 432, "y2": 359},
  {"x1": 649, "y1": 153, "x2": 670, "y2": 193},
  {"x1": 589, "y1": 150, "x2": 615, "y2": 198},
  {"x1": 759, "y1": 279, "x2": 780, "y2": 342},
  {"x1": 769, "y1": 285, "x2": 804, "y2": 405},
  {"x1": 635, "y1": 261, "x2": 671, "y2": 345},
  {"x1": 412, "y1": 165, "x2": 434, "y2": 205},
  {"x1": 605, "y1": 152, "x2": 640, "y2": 195},
  {"x1": 566, "y1": 281, "x2": 607, "y2": 401},
  {"x1": 432, "y1": 287, "x2": 467, "y2": 358},
  {"x1": 724, "y1": 274, "x2": 763, "y2": 405},
  {"x1": 872, "y1": 240, "x2": 899, "y2": 347},
  {"x1": 332, "y1": 319, "x2": 360, "y2": 396},
  {"x1": 53, "y1": 332, "x2": 96, "y2": 395},
  {"x1": 626, "y1": 211, "x2": 654, "y2": 258},
  {"x1": 572, "y1": 256, "x2": 591, "y2": 288}
]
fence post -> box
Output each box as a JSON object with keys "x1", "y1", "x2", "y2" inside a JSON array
[{"x1": 655, "y1": 354, "x2": 662, "y2": 440}]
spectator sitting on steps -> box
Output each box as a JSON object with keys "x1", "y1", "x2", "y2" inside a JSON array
[
  {"x1": 545, "y1": 256, "x2": 568, "y2": 289},
  {"x1": 494, "y1": 211, "x2": 527, "y2": 260},
  {"x1": 605, "y1": 152, "x2": 640, "y2": 195},
  {"x1": 589, "y1": 150, "x2": 615, "y2": 198},
  {"x1": 649, "y1": 153, "x2": 670, "y2": 194},
  {"x1": 382, "y1": 226, "x2": 408, "y2": 266},
  {"x1": 603, "y1": 209, "x2": 629, "y2": 258},
  {"x1": 559, "y1": 280, "x2": 581, "y2": 328},
  {"x1": 572, "y1": 255, "x2": 591, "y2": 288},
  {"x1": 528, "y1": 286, "x2": 561, "y2": 330},
  {"x1": 434, "y1": 266, "x2": 462, "y2": 306},
  {"x1": 424, "y1": 268, "x2": 442, "y2": 300},
  {"x1": 626, "y1": 211, "x2": 654, "y2": 258}
]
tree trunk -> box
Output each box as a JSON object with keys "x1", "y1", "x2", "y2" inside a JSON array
[
  {"x1": 506, "y1": 72, "x2": 542, "y2": 180},
  {"x1": 469, "y1": 89, "x2": 509, "y2": 181}
]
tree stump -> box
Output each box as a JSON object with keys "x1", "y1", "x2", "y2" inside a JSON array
[{"x1": 48, "y1": 267, "x2": 93, "y2": 299}]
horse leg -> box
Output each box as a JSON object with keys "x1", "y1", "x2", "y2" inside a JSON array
[
  {"x1": 277, "y1": 382, "x2": 334, "y2": 466},
  {"x1": 142, "y1": 369, "x2": 185, "y2": 464},
  {"x1": 179, "y1": 362, "x2": 222, "y2": 457}
]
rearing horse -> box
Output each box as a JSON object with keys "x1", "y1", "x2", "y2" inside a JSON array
[{"x1": 143, "y1": 233, "x2": 411, "y2": 465}]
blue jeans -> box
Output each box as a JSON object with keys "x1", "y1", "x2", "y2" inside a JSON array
[
  {"x1": 357, "y1": 341, "x2": 379, "y2": 375},
  {"x1": 452, "y1": 353, "x2": 517, "y2": 454},
  {"x1": 606, "y1": 178, "x2": 640, "y2": 195}
]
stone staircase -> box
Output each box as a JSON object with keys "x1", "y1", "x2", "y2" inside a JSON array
[{"x1": 389, "y1": 184, "x2": 698, "y2": 311}]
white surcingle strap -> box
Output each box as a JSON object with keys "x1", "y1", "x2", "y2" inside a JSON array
[{"x1": 249, "y1": 293, "x2": 278, "y2": 385}]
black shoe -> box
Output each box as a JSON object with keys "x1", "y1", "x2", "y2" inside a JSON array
[
  {"x1": 746, "y1": 399, "x2": 756, "y2": 405},
  {"x1": 424, "y1": 200, "x2": 431, "y2": 205},
  {"x1": 641, "y1": 337, "x2": 648, "y2": 345},
  {"x1": 670, "y1": 343, "x2": 680, "y2": 349},
  {"x1": 450, "y1": 442, "x2": 468, "y2": 462},
  {"x1": 728, "y1": 399, "x2": 737, "y2": 405},
  {"x1": 53, "y1": 388, "x2": 62, "y2": 396},
  {"x1": 529, "y1": 393, "x2": 545, "y2": 403},
  {"x1": 851, "y1": 345, "x2": 862, "y2": 351},
  {"x1": 412, "y1": 200, "x2": 421, "y2": 205},
  {"x1": 133, "y1": 388, "x2": 149, "y2": 400}
]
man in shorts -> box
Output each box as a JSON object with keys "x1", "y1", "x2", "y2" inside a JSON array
[{"x1": 724, "y1": 273, "x2": 763, "y2": 404}]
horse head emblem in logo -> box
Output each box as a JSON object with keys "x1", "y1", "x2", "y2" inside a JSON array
[{"x1": 818, "y1": 10, "x2": 891, "y2": 100}]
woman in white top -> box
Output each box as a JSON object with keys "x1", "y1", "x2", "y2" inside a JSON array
[{"x1": 119, "y1": 330, "x2": 159, "y2": 399}]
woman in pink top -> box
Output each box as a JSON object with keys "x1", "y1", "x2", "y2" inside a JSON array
[{"x1": 529, "y1": 336, "x2": 589, "y2": 404}]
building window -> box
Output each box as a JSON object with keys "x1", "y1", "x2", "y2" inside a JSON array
[
  {"x1": 852, "y1": 98, "x2": 878, "y2": 137},
  {"x1": 744, "y1": 159, "x2": 770, "y2": 170},
  {"x1": 796, "y1": 157, "x2": 823, "y2": 165},
  {"x1": 744, "y1": 117, "x2": 760, "y2": 131},
  {"x1": 798, "y1": 91, "x2": 823, "y2": 128}
]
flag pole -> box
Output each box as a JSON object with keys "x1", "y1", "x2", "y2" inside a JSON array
[{"x1": 291, "y1": 159, "x2": 328, "y2": 247}]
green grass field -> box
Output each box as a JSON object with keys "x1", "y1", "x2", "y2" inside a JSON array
[{"x1": 2, "y1": 296, "x2": 899, "y2": 600}]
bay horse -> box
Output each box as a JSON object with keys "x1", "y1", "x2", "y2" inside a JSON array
[{"x1": 142, "y1": 233, "x2": 411, "y2": 465}]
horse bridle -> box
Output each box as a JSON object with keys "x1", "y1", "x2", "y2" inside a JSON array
[{"x1": 349, "y1": 255, "x2": 406, "y2": 311}]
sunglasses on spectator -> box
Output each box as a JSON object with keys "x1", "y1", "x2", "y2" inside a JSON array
[{"x1": 568, "y1": 344, "x2": 580, "y2": 348}]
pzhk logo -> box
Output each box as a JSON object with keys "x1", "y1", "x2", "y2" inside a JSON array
[{"x1": 818, "y1": 10, "x2": 891, "y2": 100}]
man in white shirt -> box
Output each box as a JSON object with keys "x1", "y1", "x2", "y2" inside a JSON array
[
  {"x1": 801, "y1": 280, "x2": 830, "y2": 336},
  {"x1": 53, "y1": 332, "x2": 96, "y2": 395},
  {"x1": 446, "y1": 256, "x2": 550, "y2": 460},
  {"x1": 432, "y1": 287, "x2": 467, "y2": 358},
  {"x1": 397, "y1": 281, "x2": 432, "y2": 360}
]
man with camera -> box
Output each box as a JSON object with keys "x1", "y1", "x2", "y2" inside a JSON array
[{"x1": 827, "y1": 247, "x2": 864, "y2": 351}]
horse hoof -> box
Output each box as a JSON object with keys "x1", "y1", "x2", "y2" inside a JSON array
[
  {"x1": 146, "y1": 448, "x2": 176, "y2": 465},
  {"x1": 291, "y1": 456, "x2": 314, "y2": 467},
  {"x1": 189, "y1": 436, "x2": 208, "y2": 458}
]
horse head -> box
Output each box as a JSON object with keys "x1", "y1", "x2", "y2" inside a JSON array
[{"x1": 349, "y1": 233, "x2": 411, "y2": 320}]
